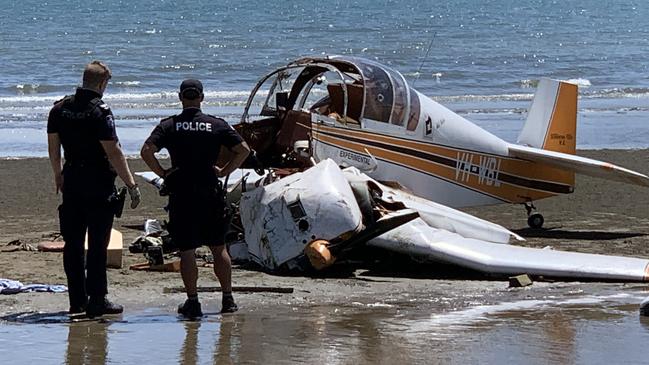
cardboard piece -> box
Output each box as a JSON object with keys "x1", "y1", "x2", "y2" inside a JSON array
[
  {"x1": 85, "y1": 229, "x2": 123, "y2": 269},
  {"x1": 129, "y1": 260, "x2": 180, "y2": 272}
]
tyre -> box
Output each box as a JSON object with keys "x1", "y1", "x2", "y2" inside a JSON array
[{"x1": 527, "y1": 213, "x2": 544, "y2": 228}]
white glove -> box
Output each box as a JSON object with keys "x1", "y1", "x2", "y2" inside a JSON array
[{"x1": 128, "y1": 184, "x2": 141, "y2": 209}]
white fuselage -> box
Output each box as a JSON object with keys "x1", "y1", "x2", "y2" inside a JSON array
[{"x1": 311, "y1": 90, "x2": 513, "y2": 207}]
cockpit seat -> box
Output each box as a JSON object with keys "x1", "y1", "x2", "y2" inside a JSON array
[{"x1": 326, "y1": 83, "x2": 363, "y2": 123}]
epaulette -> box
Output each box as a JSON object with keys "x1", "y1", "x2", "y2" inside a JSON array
[
  {"x1": 87, "y1": 97, "x2": 111, "y2": 116},
  {"x1": 88, "y1": 96, "x2": 105, "y2": 108}
]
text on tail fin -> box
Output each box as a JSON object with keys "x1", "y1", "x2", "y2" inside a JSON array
[{"x1": 517, "y1": 78, "x2": 578, "y2": 154}]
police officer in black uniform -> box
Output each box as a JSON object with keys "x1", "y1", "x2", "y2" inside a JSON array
[
  {"x1": 47, "y1": 61, "x2": 141, "y2": 317},
  {"x1": 141, "y1": 79, "x2": 250, "y2": 318}
]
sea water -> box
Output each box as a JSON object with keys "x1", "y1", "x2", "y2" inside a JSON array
[{"x1": 1, "y1": 0, "x2": 649, "y2": 157}]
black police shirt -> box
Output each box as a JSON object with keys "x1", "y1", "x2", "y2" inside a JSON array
[
  {"x1": 47, "y1": 88, "x2": 117, "y2": 167},
  {"x1": 145, "y1": 108, "x2": 243, "y2": 180}
]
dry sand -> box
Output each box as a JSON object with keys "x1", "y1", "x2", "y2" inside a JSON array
[{"x1": 1, "y1": 150, "x2": 648, "y2": 315}]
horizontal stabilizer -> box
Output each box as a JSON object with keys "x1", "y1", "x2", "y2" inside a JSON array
[
  {"x1": 508, "y1": 144, "x2": 649, "y2": 187},
  {"x1": 369, "y1": 219, "x2": 649, "y2": 282}
]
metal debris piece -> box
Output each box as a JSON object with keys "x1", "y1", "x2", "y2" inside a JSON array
[{"x1": 509, "y1": 274, "x2": 533, "y2": 288}]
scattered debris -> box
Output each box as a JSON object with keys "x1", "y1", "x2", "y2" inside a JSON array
[
  {"x1": 37, "y1": 241, "x2": 65, "y2": 252},
  {"x1": 37, "y1": 232, "x2": 64, "y2": 251},
  {"x1": 143, "y1": 219, "x2": 164, "y2": 236},
  {"x1": 130, "y1": 261, "x2": 180, "y2": 272},
  {"x1": 0, "y1": 278, "x2": 67, "y2": 294},
  {"x1": 509, "y1": 274, "x2": 533, "y2": 288},
  {"x1": 1, "y1": 311, "x2": 111, "y2": 324},
  {"x1": 129, "y1": 219, "x2": 178, "y2": 266},
  {"x1": 41, "y1": 232, "x2": 62, "y2": 240},
  {"x1": 3, "y1": 239, "x2": 36, "y2": 252}
]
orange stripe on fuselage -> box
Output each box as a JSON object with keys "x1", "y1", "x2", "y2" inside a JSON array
[
  {"x1": 315, "y1": 123, "x2": 573, "y2": 186},
  {"x1": 313, "y1": 123, "x2": 573, "y2": 203}
]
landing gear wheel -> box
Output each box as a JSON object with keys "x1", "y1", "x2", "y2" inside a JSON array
[{"x1": 527, "y1": 213, "x2": 544, "y2": 229}]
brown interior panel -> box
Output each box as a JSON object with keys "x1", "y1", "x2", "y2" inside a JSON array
[
  {"x1": 326, "y1": 84, "x2": 363, "y2": 122},
  {"x1": 276, "y1": 110, "x2": 312, "y2": 150},
  {"x1": 234, "y1": 117, "x2": 281, "y2": 155}
]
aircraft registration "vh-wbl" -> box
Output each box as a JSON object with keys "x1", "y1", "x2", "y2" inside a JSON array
[
  {"x1": 455, "y1": 152, "x2": 502, "y2": 187},
  {"x1": 236, "y1": 55, "x2": 649, "y2": 228}
]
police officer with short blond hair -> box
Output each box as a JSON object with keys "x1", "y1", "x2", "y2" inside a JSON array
[
  {"x1": 47, "y1": 60, "x2": 140, "y2": 317},
  {"x1": 141, "y1": 79, "x2": 250, "y2": 318}
]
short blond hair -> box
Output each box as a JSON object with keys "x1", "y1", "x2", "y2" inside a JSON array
[{"x1": 82, "y1": 60, "x2": 111, "y2": 88}]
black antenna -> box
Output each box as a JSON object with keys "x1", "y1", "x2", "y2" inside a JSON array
[{"x1": 413, "y1": 31, "x2": 437, "y2": 88}]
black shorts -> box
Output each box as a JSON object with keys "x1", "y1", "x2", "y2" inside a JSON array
[{"x1": 167, "y1": 193, "x2": 231, "y2": 251}]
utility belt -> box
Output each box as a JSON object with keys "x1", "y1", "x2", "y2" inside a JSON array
[
  {"x1": 62, "y1": 161, "x2": 116, "y2": 200},
  {"x1": 160, "y1": 168, "x2": 224, "y2": 198},
  {"x1": 64, "y1": 156, "x2": 111, "y2": 166},
  {"x1": 63, "y1": 160, "x2": 117, "y2": 178},
  {"x1": 61, "y1": 185, "x2": 126, "y2": 219}
]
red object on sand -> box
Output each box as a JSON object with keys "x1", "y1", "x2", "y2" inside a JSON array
[{"x1": 37, "y1": 241, "x2": 65, "y2": 252}]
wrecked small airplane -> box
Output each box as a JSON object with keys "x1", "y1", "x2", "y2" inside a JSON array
[
  {"x1": 136, "y1": 55, "x2": 649, "y2": 281},
  {"x1": 235, "y1": 55, "x2": 649, "y2": 228}
]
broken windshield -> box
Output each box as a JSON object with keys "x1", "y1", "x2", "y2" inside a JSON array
[{"x1": 244, "y1": 66, "x2": 305, "y2": 123}]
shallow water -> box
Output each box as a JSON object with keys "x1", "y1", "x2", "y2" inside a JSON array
[{"x1": 2, "y1": 283, "x2": 649, "y2": 364}]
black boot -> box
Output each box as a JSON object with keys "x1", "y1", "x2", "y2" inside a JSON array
[
  {"x1": 178, "y1": 299, "x2": 203, "y2": 319},
  {"x1": 86, "y1": 297, "x2": 123, "y2": 318},
  {"x1": 68, "y1": 297, "x2": 88, "y2": 315},
  {"x1": 221, "y1": 294, "x2": 238, "y2": 314}
]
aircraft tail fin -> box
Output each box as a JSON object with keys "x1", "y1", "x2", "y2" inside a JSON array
[{"x1": 517, "y1": 78, "x2": 578, "y2": 154}]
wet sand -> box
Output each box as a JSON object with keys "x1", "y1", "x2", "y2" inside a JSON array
[{"x1": 1, "y1": 150, "x2": 649, "y2": 315}]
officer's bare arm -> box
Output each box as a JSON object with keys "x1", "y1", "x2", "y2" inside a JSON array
[
  {"x1": 100, "y1": 140, "x2": 137, "y2": 188},
  {"x1": 47, "y1": 133, "x2": 63, "y2": 193},
  {"x1": 215, "y1": 141, "x2": 250, "y2": 177},
  {"x1": 140, "y1": 142, "x2": 167, "y2": 178}
]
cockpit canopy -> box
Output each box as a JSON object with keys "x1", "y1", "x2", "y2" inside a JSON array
[{"x1": 242, "y1": 55, "x2": 420, "y2": 131}]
